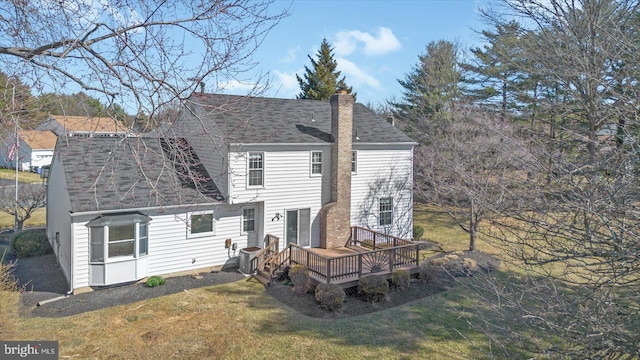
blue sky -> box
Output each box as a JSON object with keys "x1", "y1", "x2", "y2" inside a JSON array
[{"x1": 222, "y1": 0, "x2": 490, "y2": 107}]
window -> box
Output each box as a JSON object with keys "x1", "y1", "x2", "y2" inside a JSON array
[
  {"x1": 351, "y1": 151, "x2": 357, "y2": 174},
  {"x1": 87, "y1": 213, "x2": 150, "y2": 263},
  {"x1": 190, "y1": 212, "x2": 215, "y2": 236},
  {"x1": 243, "y1": 208, "x2": 255, "y2": 232},
  {"x1": 311, "y1": 151, "x2": 322, "y2": 175},
  {"x1": 108, "y1": 224, "x2": 135, "y2": 258},
  {"x1": 248, "y1": 152, "x2": 264, "y2": 187},
  {"x1": 379, "y1": 197, "x2": 393, "y2": 226},
  {"x1": 139, "y1": 222, "x2": 148, "y2": 256}
]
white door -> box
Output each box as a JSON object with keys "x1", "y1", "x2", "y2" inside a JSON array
[{"x1": 285, "y1": 208, "x2": 310, "y2": 247}]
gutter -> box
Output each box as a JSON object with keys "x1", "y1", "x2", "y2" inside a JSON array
[{"x1": 69, "y1": 201, "x2": 224, "y2": 218}]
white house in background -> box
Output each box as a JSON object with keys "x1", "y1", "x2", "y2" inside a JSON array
[
  {"x1": 46, "y1": 91, "x2": 415, "y2": 293},
  {"x1": 36, "y1": 114, "x2": 127, "y2": 137},
  {"x1": 0, "y1": 130, "x2": 57, "y2": 171}
]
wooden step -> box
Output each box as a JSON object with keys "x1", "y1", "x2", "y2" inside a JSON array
[{"x1": 252, "y1": 272, "x2": 271, "y2": 286}]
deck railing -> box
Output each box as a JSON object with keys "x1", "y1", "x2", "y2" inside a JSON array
[
  {"x1": 256, "y1": 228, "x2": 419, "y2": 285},
  {"x1": 255, "y1": 234, "x2": 280, "y2": 279},
  {"x1": 348, "y1": 226, "x2": 414, "y2": 249},
  {"x1": 289, "y1": 244, "x2": 420, "y2": 284}
]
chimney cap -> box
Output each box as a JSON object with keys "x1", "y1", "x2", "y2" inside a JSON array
[{"x1": 336, "y1": 87, "x2": 348, "y2": 95}]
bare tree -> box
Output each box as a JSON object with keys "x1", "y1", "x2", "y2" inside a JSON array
[
  {"x1": 449, "y1": 1, "x2": 640, "y2": 357},
  {"x1": 415, "y1": 106, "x2": 529, "y2": 251},
  {"x1": 0, "y1": 0, "x2": 289, "y2": 138},
  {"x1": 0, "y1": 184, "x2": 46, "y2": 231}
]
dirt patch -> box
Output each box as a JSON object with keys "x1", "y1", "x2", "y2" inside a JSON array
[{"x1": 265, "y1": 250, "x2": 499, "y2": 319}]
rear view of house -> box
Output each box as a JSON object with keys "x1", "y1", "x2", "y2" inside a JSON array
[{"x1": 46, "y1": 91, "x2": 415, "y2": 293}]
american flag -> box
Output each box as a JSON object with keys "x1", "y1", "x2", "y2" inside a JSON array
[{"x1": 7, "y1": 142, "x2": 18, "y2": 162}]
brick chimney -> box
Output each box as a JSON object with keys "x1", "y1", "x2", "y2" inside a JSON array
[{"x1": 320, "y1": 89, "x2": 354, "y2": 249}]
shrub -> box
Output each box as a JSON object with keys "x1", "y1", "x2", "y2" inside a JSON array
[
  {"x1": 391, "y1": 269, "x2": 410, "y2": 290},
  {"x1": 314, "y1": 283, "x2": 345, "y2": 311},
  {"x1": 11, "y1": 229, "x2": 50, "y2": 258},
  {"x1": 419, "y1": 264, "x2": 439, "y2": 283},
  {"x1": 358, "y1": 275, "x2": 388, "y2": 302},
  {"x1": 145, "y1": 276, "x2": 165, "y2": 287},
  {"x1": 289, "y1": 264, "x2": 310, "y2": 295},
  {"x1": 413, "y1": 225, "x2": 424, "y2": 240},
  {"x1": 1, "y1": 250, "x2": 19, "y2": 292}
]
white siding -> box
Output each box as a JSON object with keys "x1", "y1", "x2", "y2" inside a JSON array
[
  {"x1": 68, "y1": 204, "x2": 258, "y2": 289},
  {"x1": 72, "y1": 222, "x2": 90, "y2": 288},
  {"x1": 30, "y1": 149, "x2": 54, "y2": 168},
  {"x1": 46, "y1": 151, "x2": 73, "y2": 290},
  {"x1": 228, "y1": 145, "x2": 330, "y2": 248},
  {"x1": 351, "y1": 145, "x2": 414, "y2": 239}
]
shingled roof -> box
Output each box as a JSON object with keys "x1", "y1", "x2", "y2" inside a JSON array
[
  {"x1": 57, "y1": 137, "x2": 223, "y2": 213},
  {"x1": 173, "y1": 93, "x2": 415, "y2": 145},
  {"x1": 18, "y1": 130, "x2": 57, "y2": 150}
]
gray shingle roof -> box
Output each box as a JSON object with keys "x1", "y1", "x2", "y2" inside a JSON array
[
  {"x1": 175, "y1": 93, "x2": 415, "y2": 145},
  {"x1": 57, "y1": 136, "x2": 222, "y2": 213}
]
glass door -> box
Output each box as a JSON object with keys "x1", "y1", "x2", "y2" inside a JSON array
[{"x1": 285, "y1": 208, "x2": 311, "y2": 247}]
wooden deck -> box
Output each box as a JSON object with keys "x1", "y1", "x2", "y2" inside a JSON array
[{"x1": 255, "y1": 227, "x2": 421, "y2": 289}]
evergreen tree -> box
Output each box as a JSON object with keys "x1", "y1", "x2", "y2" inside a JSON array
[
  {"x1": 391, "y1": 40, "x2": 462, "y2": 141},
  {"x1": 461, "y1": 21, "x2": 526, "y2": 121},
  {"x1": 296, "y1": 38, "x2": 354, "y2": 100}
]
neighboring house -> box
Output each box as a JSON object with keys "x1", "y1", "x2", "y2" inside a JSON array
[
  {"x1": 46, "y1": 91, "x2": 415, "y2": 293},
  {"x1": 36, "y1": 115, "x2": 127, "y2": 137},
  {"x1": 0, "y1": 130, "x2": 57, "y2": 171}
]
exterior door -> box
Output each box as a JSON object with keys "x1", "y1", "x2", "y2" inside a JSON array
[{"x1": 286, "y1": 208, "x2": 310, "y2": 247}]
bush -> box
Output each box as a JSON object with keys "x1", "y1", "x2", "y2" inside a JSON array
[
  {"x1": 145, "y1": 276, "x2": 165, "y2": 287},
  {"x1": 314, "y1": 283, "x2": 345, "y2": 311},
  {"x1": 1, "y1": 250, "x2": 19, "y2": 292},
  {"x1": 289, "y1": 264, "x2": 311, "y2": 295},
  {"x1": 413, "y1": 225, "x2": 424, "y2": 240},
  {"x1": 358, "y1": 275, "x2": 388, "y2": 302},
  {"x1": 11, "y1": 229, "x2": 50, "y2": 258},
  {"x1": 419, "y1": 264, "x2": 439, "y2": 283},
  {"x1": 391, "y1": 269, "x2": 410, "y2": 290}
]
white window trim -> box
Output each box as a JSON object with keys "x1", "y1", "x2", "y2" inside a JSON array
[
  {"x1": 187, "y1": 211, "x2": 216, "y2": 238},
  {"x1": 379, "y1": 197, "x2": 393, "y2": 226},
  {"x1": 351, "y1": 150, "x2": 358, "y2": 174},
  {"x1": 247, "y1": 152, "x2": 265, "y2": 188},
  {"x1": 310, "y1": 151, "x2": 323, "y2": 177},
  {"x1": 241, "y1": 208, "x2": 256, "y2": 234},
  {"x1": 90, "y1": 222, "x2": 148, "y2": 264}
]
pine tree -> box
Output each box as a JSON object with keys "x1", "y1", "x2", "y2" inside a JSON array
[
  {"x1": 296, "y1": 38, "x2": 354, "y2": 100},
  {"x1": 391, "y1": 40, "x2": 462, "y2": 140}
]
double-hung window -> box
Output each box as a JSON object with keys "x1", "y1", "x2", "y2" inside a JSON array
[
  {"x1": 379, "y1": 197, "x2": 393, "y2": 226},
  {"x1": 248, "y1": 152, "x2": 264, "y2": 187},
  {"x1": 243, "y1": 208, "x2": 256, "y2": 233},
  {"x1": 311, "y1": 151, "x2": 322, "y2": 175}
]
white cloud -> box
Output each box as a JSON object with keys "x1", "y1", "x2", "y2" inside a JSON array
[
  {"x1": 279, "y1": 46, "x2": 300, "y2": 63},
  {"x1": 337, "y1": 57, "x2": 381, "y2": 89},
  {"x1": 272, "y1": 70, "x2": 300, "y2": 97},
  {"x1": 334, "y1": 27, "x2": 401, "y2": 57}
]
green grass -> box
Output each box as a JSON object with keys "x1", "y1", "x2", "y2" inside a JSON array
[
  {"x1": 0, "y1": 168, "x2": 44, "y2": 184},
  {"x1": 0, "y1": 208, "x2": 46, "y2": 230}
]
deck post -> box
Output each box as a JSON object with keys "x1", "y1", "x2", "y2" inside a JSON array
[
  {"x1": 389, "y1": 248, "x2": 395, "y2": 272},
  {"x1": 415, "y1": 245, "x2": 420, "y2": 266},
  {"x1": 358, "y1": 253, "x2": 363, "y2": 278},
  {"x1": 326, "y1": 259, "x2": 331, "y2": 284},
  {"x1": 373, "y1": 232, "x2": 377, "y2": 249}
]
